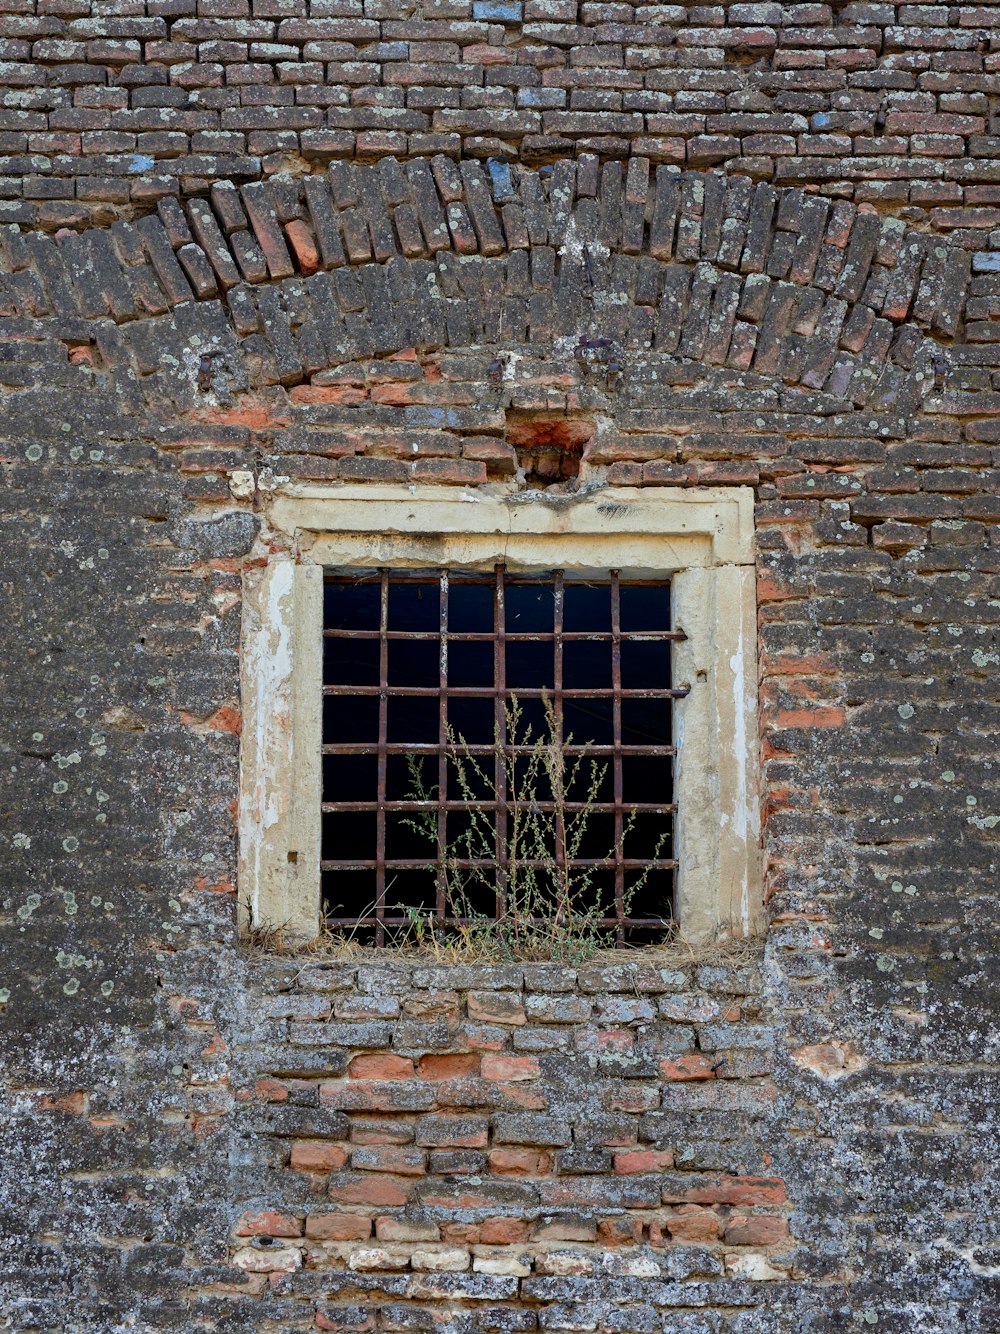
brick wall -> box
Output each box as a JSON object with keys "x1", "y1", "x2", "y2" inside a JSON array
[
  {"x1": 228, "y1": 957, "x2": 788, "y2": 1326},
  {"x1": 2, "y1": 7, "x2": 1000, "y2": 1333},
  {"x1": 8, "y1": 1, "x2": 1000, "y2": 235}
]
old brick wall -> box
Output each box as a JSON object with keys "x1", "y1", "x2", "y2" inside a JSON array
[
  {"x1": 7, "y1": 1, "x2": 1000, "y2": 234},
  {"x1": 2, "y1": 6, "x2": 1000, "y2": 1333}
]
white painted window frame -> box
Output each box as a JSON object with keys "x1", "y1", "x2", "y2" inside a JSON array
[{"x1": 239, "y1": 484, "x2": 762, "y2": 946}]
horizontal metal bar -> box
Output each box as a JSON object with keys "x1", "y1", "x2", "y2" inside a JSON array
[
  {"x1": 322, "y1": 742, "x2": 677, "y2": 755},
  {"x1": 324, "y1": 915, "x2": 675, "y2": 929},
  {"x1": 323, "y1": 685, "x2": 688, "y2": 699},
  {"x1": 326, "y1": 572, "x2": 672, "y2": 587},
  {"x1": 322, "y1": 800, "x2": 677, "y2": 813},
  {"x1": 324, "y1": 630, "x2": 685, "y2": 642},
  {"x1": 321, "y1": 857, "x2": 677, "y2": 870}
]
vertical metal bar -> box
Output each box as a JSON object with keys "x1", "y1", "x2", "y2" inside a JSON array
[
  {"x1": 667, "y1": 580, "x2": 677, "y2": 926},
  {"x1": 375, "y1": 570, "x2": 389, "y2": 946},
  {"x1": 437, "y1": 569, "x2": 449, "y2": 927},
  {"x1": 552, "y1": 571, "x2": 566, "y2": 911},
  {"x1": 494, "y1": 564, "x2": 507, "y2": 917},
  {"x1": 611, "y1": 571, "x2": 624, "y2": 941}
]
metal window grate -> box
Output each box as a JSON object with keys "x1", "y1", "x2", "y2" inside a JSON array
[{"x1": 321, "y1": 566, "x2": 685, "y2": 945}]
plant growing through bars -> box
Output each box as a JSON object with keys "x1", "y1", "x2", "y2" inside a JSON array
[{"x1": 402, "y1": 695, "x2": 670, "y2": 962}]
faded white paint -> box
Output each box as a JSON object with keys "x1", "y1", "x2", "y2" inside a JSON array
[{"x1": 238, "y1": 558, "x2": 321, "y2": 943}]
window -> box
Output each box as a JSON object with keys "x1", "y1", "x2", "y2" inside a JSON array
[
  {"x1": 321, "y1": 567, "x2": 683, "y2": 944},
  {"x1": 239, "y1": 485, "x2": 762, "y2": 946}
]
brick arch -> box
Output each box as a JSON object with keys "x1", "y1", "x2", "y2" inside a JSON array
[
  {"x1": 0, "y1": 156, "x2": 972, "y2": 425},
  {"x1": 122, "y1": 248, "x2": 939, "y2": 432}
]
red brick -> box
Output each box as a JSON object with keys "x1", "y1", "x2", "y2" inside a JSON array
[
  {"x1": 350, "y1": 1119, "x2": 416, "y2": 1145},
  {"x1": 597, "y1": 1216, "x2": 643, "y2": 1245},
  {"x1": 369, "y1": 382, "x2": 427, "y2": 405},
  {"x1": 328, "y1": 1176, "x2": 413, "y2": 1208},
  {"x1": 670, "y1": 1176, "x2": 788, "y2": 1206},
  {"x1": 488, "y1": 1148, "x2": 549, "y2": 1176},
  {"x1": 479, "y1": 1217, "x2": 530, "y2": 1245},
  {"x1": 347, "y1": 1054, "x2": 415, "y2": 1081},
  {"x1": 36, "y1": 1090, "x2": 87, "y2": 1115},
  {"x1": 205, "y1": 704, "x2": 241, "y2": 734},
  {"x1": 417, "y1": 1053, "x2": 480, "y2": 1080},
  {"x1": 440, "y1": 1222, "x2": 482, "y2": 1245},
  {"x1": 290, "y1": 385, "x2": 368, "y2": 406},
  {"x1": 411, "y1": 458, "x2": 487, "y2": 484},
  {"x1": 756, "y1": 575, "x2": 801, "y2": 603},
  {"x1": 419, "y1": 1187, "x2": 513, "y2": 1211},
  {"x1": 290, "y1": 1141, "x2": 348, "y2": 1173},
  {"x1": 467, "y1": 992, "x2": 527, "y2": 1025},
  {"x1": 235, "y1": 1210, "x2": 302, "y2": 1238},
  {"x1": 481, "y1": 1055, "x2": 540, "y2": 1082},
  {"x1": 666, "y1": 1206, "x2": 722, "y2": 1243},
  {"x1": 284, "y1": 219, "x2": 320, "y2": 275},
  {"x1": 659, "y1": 1054, "x2": 717, "y2": 1081},
  {"x1": 759, "y1": 652, "x2": 840, "y2": 678},
  {"x1": 304, "y1": 1213, "x2": 372, "y2": 1241},
  {"x1": 613, "y1": 1149, "x2": 674, "y2": 1175},
  {"x1": 724, "y1": 1214, "x2": 791, "y2": 1246},
  {"x1": 375, "y1": 1217, "x2": 441, "y2": 1242}
]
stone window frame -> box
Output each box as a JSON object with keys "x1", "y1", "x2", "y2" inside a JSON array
[{"x1": 238, "y1": 484, "x2": 762, "y2": 946}]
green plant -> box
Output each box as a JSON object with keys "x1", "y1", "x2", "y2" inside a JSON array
[{"x1": 402, "y1": 695, "x2": 669, "y2": 963}]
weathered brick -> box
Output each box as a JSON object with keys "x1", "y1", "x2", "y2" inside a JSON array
[
  {"x1": 290, "y1": 1141, "x2": 349, "y2": 1173},
  {"x1": 467, "y1": 992, "x2": 528, "y2": 1026},
  {"x1": 348, "y1": 1054, "x2": 416, "y2": 1081}
]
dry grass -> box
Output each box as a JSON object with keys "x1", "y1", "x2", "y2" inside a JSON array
[{"x1": 244, "y1": 918, "x2": 764, "y2": 968}]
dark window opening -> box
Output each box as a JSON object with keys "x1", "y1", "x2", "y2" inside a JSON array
[{"x1": 321, "y1": 566, "x2": 684, "y2": 945}]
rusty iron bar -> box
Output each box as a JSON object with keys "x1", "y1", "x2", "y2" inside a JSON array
[
  {"x1": 323, "y1": 743, "x2": 677, "y2": 755},
  {"x1": 437, "y1": 568, "x2": 449, "y2": 926},
  {"x1": 375, "y1": 569, "x2": 389, "y2": 946},
  {"x1": 552, "y1": 569, "x2": 567, "y2": 913},
  {"x1": 324, "y1": 915, "x2": 673, "y2": 929},
  {"x1": 322, "y1": 685, "x2": 688, "y2": 698},
  {"x1": 611, "y1": 569, "x2": 624, "y2": 941},
  {"x1": 324, "y1": 630, "x2": 684, "y2": 641},
  {"x1": 323, "y1": 801, "x2": 678, "y2": 813},
  {"x1": 321, "y1": 858, "x2": 676, "y2": 870},
  {"x1": 494, "y1": 562, "x2": 508, "y2": 918}
]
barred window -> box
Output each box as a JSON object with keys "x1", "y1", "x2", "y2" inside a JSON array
[
  {"x1": 321, "y1": 567, "x2": 686, "y2": 944},
  {"x1": 239, "y1": 485, "x2": 762, "y2": 947}
]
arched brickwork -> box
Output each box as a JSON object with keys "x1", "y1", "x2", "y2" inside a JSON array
[
  {"x1": 1, "y1": 160, "x2": 972, "y2": 377},
  {"x1": 0, "y1": 156, "x2": 978, "y2": 467}
]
